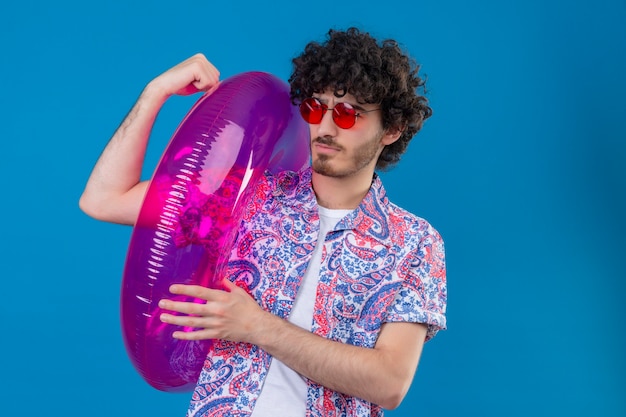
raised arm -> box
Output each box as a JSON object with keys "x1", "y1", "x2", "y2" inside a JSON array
[{"x1": 79, "y1": 54, "x2": 220, "y2": 225}]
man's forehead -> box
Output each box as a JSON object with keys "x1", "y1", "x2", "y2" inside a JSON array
[
  {"x1": 314, "y1": 90, "x2": 356, "y2": 101},
  {"x1": 313, "y1": 89, "x2": 376, "y2": 108}
]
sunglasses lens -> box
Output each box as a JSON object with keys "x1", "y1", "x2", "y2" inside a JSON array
[
  {"x1": 300, "y1": 98, "x2": 359, "y2": 129},
  {"x1": 300, "y1": 98, "x2": 325, "y2": 124},
  {"x1": 333, "y1": 103, "x2": 357, "y2": 129}
]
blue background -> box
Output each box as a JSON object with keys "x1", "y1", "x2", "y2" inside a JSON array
[{"x1": 1, "y1": 0, "x2": 625, "y2": 415}]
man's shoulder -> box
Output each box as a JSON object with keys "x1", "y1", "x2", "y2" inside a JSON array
[
  {"x1": 382, "y1": 197, "x2": 444, "y2": 246},
  {"x1": 260, "y1": 167, "x2": 314, "y2": 200}
]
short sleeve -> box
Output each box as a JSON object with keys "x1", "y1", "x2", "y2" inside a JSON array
[{"x1": 385, "y1": 225, "x2": 447, "y2": 341}]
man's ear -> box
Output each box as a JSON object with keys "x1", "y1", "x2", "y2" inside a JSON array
[{"x1": 381, "y1": 126, "x2": 404, "y2": 146}]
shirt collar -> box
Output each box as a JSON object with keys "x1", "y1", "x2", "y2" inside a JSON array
[
  {"x1": 335, "y1": 173, "x2": 393, "y2": 245},
  {"x1": 272, "y1": 167, "x2": 393, "y2": 245}
]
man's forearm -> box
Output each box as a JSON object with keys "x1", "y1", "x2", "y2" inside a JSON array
[
  {"x1": 159, "y1": 271, "x2": 428, "y2": 410},
  {"x1": 251, "y1": 311, "x2": 426, "y2": 410}
]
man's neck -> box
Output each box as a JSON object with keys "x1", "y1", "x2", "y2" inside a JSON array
[{"x1": 311, "y1": 169, "x2": 374, "y2": 210}]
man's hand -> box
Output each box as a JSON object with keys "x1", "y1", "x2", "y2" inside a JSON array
[
  {"x1": 158, "y1": 280, "x2": 271, "y2": 344},
  {"x1": 147, "y1": 53, "x2": 221, "y2": 101}
]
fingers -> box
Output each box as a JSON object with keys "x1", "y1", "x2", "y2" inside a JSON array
[
  {"x1": 187, "y1": 53, "x2": 220, "y2": 92},
  {"x1": 158, "y1": 298, "x2": 205, "y2": 316},
  {"x1": 159, "y1": 311, "x2": 214, "y2": 331},
  {"x1": 222, "y1": 279, "x2": 237, "y2": 291},
  {"x1": 160, "y1": 312, "x2": 220, "y2": 341},
  {"x1": 172, "y1": 329, "x2": 215, "y2": 341},
  {"x1": 158, "y1": 295, "x2": 221, "y2": 340},
  {"x1": 158, "y1": 285, "x2": 224, "y2": 315},
  {"x1": 168, "y1": 283, "x2": 224, "y2": 300},
  {"x1": 158, "y1": 281, "x2": 261, "y2": 343},
  {"x1": 148, "y1": 53, "x2": 221, "y2": 98},
  {"x1": 177, "y1": 53, "x2": 220, "y2": 94},
  {"x1": 158, "y1": 284, "x2": 226, "y2": 326}
]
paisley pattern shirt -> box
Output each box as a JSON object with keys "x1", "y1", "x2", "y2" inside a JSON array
[{"x1": 186, "y1": 167, "x2": 447, "y2": 417}]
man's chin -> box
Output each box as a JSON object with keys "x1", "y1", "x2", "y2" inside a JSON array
[
  {"x1": 312, "y1": 159, "x2": 336, "y2": 177},
  {"x1": 312, "y1": 161, "x2": 347, "y2": 178}
]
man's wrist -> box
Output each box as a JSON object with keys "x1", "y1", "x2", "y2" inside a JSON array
[
  {"x1": 248, "y1": 309, "x2": 285, "y2": 349},
  {"x1": 141, "y1": 79, "x2": 170, "y2": 108}
]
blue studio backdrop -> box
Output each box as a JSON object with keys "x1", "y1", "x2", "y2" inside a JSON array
[{"x1": 1, "y1": 0, "x2": 624, "y2": 416}]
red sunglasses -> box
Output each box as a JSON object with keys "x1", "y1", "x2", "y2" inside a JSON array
[{"x1": 299, "y1": 97, "x2": 380, "y2": 129}]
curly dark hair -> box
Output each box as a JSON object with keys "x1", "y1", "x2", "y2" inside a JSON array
[{"x1": 288, "y1": 27, "x2": 433, "y2": 170}]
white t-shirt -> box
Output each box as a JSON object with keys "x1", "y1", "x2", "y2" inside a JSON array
[{"x1": 250, "y1": 206, "x2": 351, "y2": 416}]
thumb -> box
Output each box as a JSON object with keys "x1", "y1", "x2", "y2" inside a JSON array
[{"x1": 222, "y1": 278, "x2": 238, "y2": 292}]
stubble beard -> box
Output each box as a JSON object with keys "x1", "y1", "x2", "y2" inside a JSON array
[{"x1": 311, "y1": 134, "x2": 383, "y2": 178}]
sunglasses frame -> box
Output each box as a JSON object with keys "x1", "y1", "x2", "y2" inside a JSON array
[{"x1": 299, "y1": 97, "x2": 380, "y2": 129}]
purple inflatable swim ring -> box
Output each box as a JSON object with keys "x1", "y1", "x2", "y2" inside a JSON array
[{"x1": 121, "y1": 71, "x2": 310, "y2": 392}]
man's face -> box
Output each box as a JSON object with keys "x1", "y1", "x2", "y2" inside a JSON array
[{"x1": 308, "y1": 91, "x2": 396, "y2": 178}]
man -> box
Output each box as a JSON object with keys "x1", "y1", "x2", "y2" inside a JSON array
[{"x1": 80, "y1": 27, "x2": 447, "y2": 417}]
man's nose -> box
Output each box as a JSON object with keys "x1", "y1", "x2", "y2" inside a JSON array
[{"x1": 316, "y1": 108, "x2": 339, "y2": 137}]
